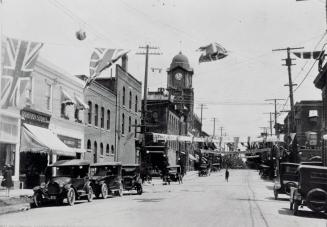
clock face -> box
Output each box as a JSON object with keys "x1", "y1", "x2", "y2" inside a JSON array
[{"x1": 175, "y1": 72, "x2": 183, "y2": 80}]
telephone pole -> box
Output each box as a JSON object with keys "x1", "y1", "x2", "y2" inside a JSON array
[
  {"x1": 263, "y1": 112, "x2": 274, "y2": 136},
  {"x1": 272, "y1": 47, "x2": 303, "y2": 133},
  {"x1": 197, "y1": 104, "x2": 207, "y2": 136},
  {"x1": 219, "y1": 126, "x2": 224, "y2": 137},
  {"x1": 136, "y1": 45, "x2": 162, "y2": 147},
  {"x1": 212, "y1": 117, "x2": 216, "y2": 138},
  {"x1": 265, "y1": 98, "x2": 285, "y2": 137}
]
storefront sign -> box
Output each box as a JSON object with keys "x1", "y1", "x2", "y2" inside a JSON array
[
  {"x1": 21, "y1": 108, "x2": 51, "y2": 128},
  {"x1": 57, "y1": 135, "x2": 81, "y2": 148}
]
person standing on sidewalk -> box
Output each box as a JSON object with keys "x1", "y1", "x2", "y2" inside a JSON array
[
  {"x1": 225, "y1": 168, "x2": 229, "y2": 182},
  {"x1": 1, "y1": 164, "x2": 13, "y2": 196}
]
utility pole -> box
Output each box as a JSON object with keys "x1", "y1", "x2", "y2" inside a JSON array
[
  {"x1": 220, "y1": 126, "x2": 224, "y2": 137},
  {"x1": 212, "y1": 117, "x2": 216, "y2": 138},
  {"x1": 263, "y1": 112, "x2": 274, "y2": 136},
  {"x1": 197, "y1": 104, "x2": 207, "y2": 136},
  {"x1": 265, "y1": 98, "x2": 285, "y2": 137},
  {"x1": 272, "y1": 47, "x2": 303, "y2": 134}
]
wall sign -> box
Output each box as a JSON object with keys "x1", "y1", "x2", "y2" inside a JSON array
[
  {"x1": 57, "y1": 134, "x2": 81, "y2": 148},
  {"x1": 21, "y1": 108, "x2": 51, "y2": 128}
]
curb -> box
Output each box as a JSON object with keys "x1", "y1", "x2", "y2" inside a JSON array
[{"x1": 0, "y1": 203, "x2": 31, "y2": 216}]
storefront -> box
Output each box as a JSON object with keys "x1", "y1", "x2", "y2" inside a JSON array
[{"x1": 19, "y1": 108, "x2": 76, "y2": 188}]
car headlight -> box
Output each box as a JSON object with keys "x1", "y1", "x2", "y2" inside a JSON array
[
  {"x1": 40, "y1": 182, "x2": 46, "y2": 188},
  {"x1": 59, "y1": 182, "x2": 64, "y2": 188}
]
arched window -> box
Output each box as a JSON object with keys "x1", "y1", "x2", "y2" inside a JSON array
[
  {"x1": 87, "y1": 140, "x2": 91, "y2": 152},
  {"x1": 94, "y1": 141, "x2": 97, "y2": 153},
  {"x1": 94, "y1": 104, "x2": 98, "y2": 126},
  {"x1": 107, "y1": 110, "x2": 110, "y2": 129},
  {"x1": 122, "y1": 86, "x2": 126, "y2": 106},
  {"x1": 101, "y1": 107, "x2": 104, "y2": 128},
  {"x1": 129, "y1": 91, "x2": 132, "y2": 109},
  {"x1": 135, "y1": 119, "x2": 137, "y2": 138},
  {"x1": 122, "y1": 113, "x2": 125, "y2": 134},
  {"x1": 106, "y1": 144, "x2": 109, "y2": 154},
  {"x1": 111, "y1": 145, "x2": 115, "y2": 154},
  {"x1": 100, "y1": 143, "x2": 103, "y2": 155},
  {"x1": 128, "y1": 116, "x2": 131, "y2": 132},
  {"x1": 88, "y1": 101, "x2": 92, "y2": 124},
  {"x1": 135, "y1": 95, "x2": 138, "y2": 112}
]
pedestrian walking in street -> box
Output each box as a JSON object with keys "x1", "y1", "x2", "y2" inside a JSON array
[
  {"x1": 225, "y1": 168, "x2": 229, "y2": 182},
  {"x1": 1, "y1": 164, "x2": 14, "y2": 196}
]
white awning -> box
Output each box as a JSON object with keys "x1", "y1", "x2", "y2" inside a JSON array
[
  {"x1": 75, "y1": 96, "x2": 89, "y2": 110},
  {"x1": 188, "y1": 154, "x2": 197, "y2": 161},
  {"x1": 21, "y1": 124, "x2": 76, "y2": 157},
  {"x1": 61, "y1": 89, "x2": 76, "y2": 105}
]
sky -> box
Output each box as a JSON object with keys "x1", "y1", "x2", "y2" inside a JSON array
[{"x1": 2, "y1": 0, "x2": 326, "y2": 137}]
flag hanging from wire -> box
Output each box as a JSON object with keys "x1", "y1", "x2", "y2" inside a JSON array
[
  {"x1": 86, "y1": 48, "x2": 129, "y2": 89},
  {"x1": 198, "y1": 42, "x2": 228, "y2": 63},
  {"x1": 1, "y1": 37, "x2": 43, "y2": 108},
  {"x1": 292, "y1": 51, "x2": 324, "y2": 59}
]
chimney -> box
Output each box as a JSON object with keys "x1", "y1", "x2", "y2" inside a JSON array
[{"x1": 122, "y1": 54, "x2": 128, "y2": 72}]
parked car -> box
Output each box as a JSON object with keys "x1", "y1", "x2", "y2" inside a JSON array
[
  {"x1": 273, "y1": 162, "x2": 299, "y2": 200},
  {"x1": 290, "y1": 165, "x2": 327, "y2": 215},
  {"x1": 198, "y1": 164, "x2": 210, "y2": 177},
  {"x1": 167, "y1": 165, "x2": 183, "y2": 184},
  {"x1": 90, "y1": 162, "x2": 123, "y2": 198},
  {"x1": 122, "y1": 164, "x2": 143, "y2": 195},
  {"x1": 211, "y1": 163, "x2": 221, "y2": 172},
  {"x1": 32, "y1": 159, "x2": 93, "y2": 207}
]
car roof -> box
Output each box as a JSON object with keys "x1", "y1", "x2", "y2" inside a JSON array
[
  {"x1": 280, "y1": 162, "x2": 300, "y2": 166},
  {"x1": 51, "y1": 159, "x2": 90, "y2": 167},
  {"x1": 299, "y1": 165, "x2": 327, "y2": 170},
  {"x1": 90, "y1": 162, "x2": 122, "y2": 167},
  {"x1": 168, "y1": 165, "x2": 180, "y2": 168},
  {"x1": 122, "y1": 164, "x2": 139, "y2": 167}
]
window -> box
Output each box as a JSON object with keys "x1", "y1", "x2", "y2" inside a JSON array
[
  {"x1": 88, "y1": 101, "x2": 92, "y2": 124},
  {"x1": 45, "y1": 84, "x2": 52, "y2": 111},
  {"x1": 107, "y1": 110, "x2": 110, "y2": 129},
  {"x1": 122, "y1": 86, "x2": 126, "y2": 106},
  {"x1": 129, "y1": 91, "x2": 132, "y2": 109},
  {"x1": 87, "y1": 140, "x2": 91, "y2": 152},
  {"x1": 122, "y1": 113, "x2": 125, "y2": 134},
  {"x1": 135, "y1": 119, "x2": 137, "y2": 138},
  {"x1": 135, "y1": 95, "x2": 138, "y2": 112},
  {"x1": 94, "y1": 104, "x2": 98, "y2": 126},
  {"x1": 74, "y1": 109, "x2": 81, "y2": 123},
  {"x1": 129, "y1": 116, "x2": 131, "y2": 132},
  {"x1": 101, "y1": 107, "x2": 104, "y2": 128},
  {"x1": 100, "y1": 143, "x2": 103, "y2": 155},
  {"x1": 106, "y1": 144, "x2": 109, "y2": 154},
  {"x1": 111, "y1": 145, "x2": 115, "y2": 154},
  {"x1": 61, "y1": 103, "x2": 68, "y2": 119}
]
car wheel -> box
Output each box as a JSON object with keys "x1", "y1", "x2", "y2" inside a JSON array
[
  {"x1": 274, "y1": 189, "x2": 278, "y2": 200},
  {"x1": 306, "y1": 188, "x2": 327, "y2": 213},
  {"x1": 87, "y1": 186, "x2": 93, "y2": 202},
  {"x1": 67, "y1": 188, "x2": 76, "y2": 206},
  {"x1": 33, "y1": 192, "x2": 42, "y2": 208},
  {"x1": 137, "y1": 185, "x2": 143, "y2": 195},
  {"x1": 101, "y1": 184, "x2": 108, "y2": 199}
]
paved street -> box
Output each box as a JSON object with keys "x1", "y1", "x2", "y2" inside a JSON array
[{"x1": 1, "y1": 169, "x2": 327, "y2": 227}]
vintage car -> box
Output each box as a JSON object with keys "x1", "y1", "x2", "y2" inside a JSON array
[
  {"x1": 290, "y1": 165, "x2": 327, "y2": 215},
  {"x1": 273, "y1": 162, "x2": 299, "y2": 200},
  {"x1": 198, "y1": 164, "x2": 210, "y2": 177},
  {"x1": 32, "y1": 159, "x2": 93, "y2": 207},
  {"x1": 167, "y1": 165, "x2": 183, "y2": 184},
  {"x1": 122, "y1": 164, "x2": 143, "y2": 195},
  {"x1": 90, "y1": 162, "x2": 123, "y2": 198},
  {"x1": 211, "y1": 163, "x2": 221, "y2": 172}
]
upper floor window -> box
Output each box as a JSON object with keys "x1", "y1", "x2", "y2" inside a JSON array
[
  {"x1": 107, "y1": 110, "x2": 110, "y2": 130},
  {"x1": 61, "y1": 103, "x2": 68, "y2": 119},
  {"x1": 129, "y1": 91, "x2": 132, "y2": 109},
  {"x1": 100, "y1": 143, "x2": 104, "y2": 155},
  {"x1": 94, "y1": 104, "x2": 98, "y2": 126},
  {"x1": 135, "y1": 119, "x2": 137, "y2": 138},
  {"x1": 135, "y1": 95, "x2": 138, "y2": 112},
  {"x1": 87, "y1": 140, "x2": 91, "y2": 152},
  {"x1": 45, "y1": 84, "x2": 52, "y2": 111},
  {"x1": 122, "y1": 113, "x2": 125, "y2": 134},
  {"x1": 106, "y1": 144, "x2": 109, "y2": 154},
  {"x1": 129, "y1": 116, "x2": 131, "y2": 132},
  {"x1": 111, "y1": 145, "x2": 115, "y2": 154},
  {"x1": 88, "y1": 101, "x2": 92, "y2": 124},
  {"x1": 94, "y1": 141, "x2": 97, "y2": 153},
  {"x1": 122, "y1": 86, "x2": 126, "y2": 106},
  {"x1": 101, "y1": 107, "x2": 104, "y2": 128},
  {"x1": 74, "y1": 108, "x2": 81, "y2": 123}
]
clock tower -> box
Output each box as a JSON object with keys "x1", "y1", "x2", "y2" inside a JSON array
[{"x1": 167, "y1": 52, "x2": 194, "y2": 130}]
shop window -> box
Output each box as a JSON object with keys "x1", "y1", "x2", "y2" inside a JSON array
[
  {"x1": 94, "y1": 104, "x2": 98, "y2": 126},
  {"x1": 106, "y1": 144, "x2": 109, "y2": 154},
  {"x1": 129, "y1": 116, "x2": 131, "y2": 132},
  {"x1": 129, "y1": 91, "x2": 132, "y2": 109},
  {"x1": 61, "y1": 103, "x2": 68, "y2": 119},
  {"x1": 107, "y1": 110, "x2": 110, "y2": 130},
  {"x1": 135, "y1": 95, "x2": 138, "y2": 112},
  {"x1": 101, "y1": 107, "x2": 104, "y2": 128},
  {"x1": 122, "y1": 86, "x2": 126, "y2": 106},
  {"x1": 87, "y1": 140, "x2": 91, "y2": 152},
  {"x1": 100, "y1": 143, "x2": 104, "y2": 156},
  {"x1": 122, "y1": 113, "x2": 125, "y2": 134},
  {"x1": 88, "y1": 101, "x2": 92, "y2": 124}
]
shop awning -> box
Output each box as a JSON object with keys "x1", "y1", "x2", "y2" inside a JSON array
[
  {"x1": 188, "y1": 154, "x2": 197, "y2": 161},
  {"x1": 20, "y1": 124, "x2": 76, "y2": 157},
  {"x1": 75, "y1": 96, "x2": 89, "y2": 110},
  {"x1": 61, "y1": 89, "x2": 76, "y2": 105}
]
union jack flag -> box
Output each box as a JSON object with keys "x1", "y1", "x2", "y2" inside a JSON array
[
  {"x1": 1, "y1": 37, "x2": 43, "y2": 108},
  {"x1": 85, "y1": 48, "x2": 129, "y2": 89}
]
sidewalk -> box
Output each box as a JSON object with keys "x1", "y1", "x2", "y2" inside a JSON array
[{"x1": 0, "y1": 189, "x2": 33, "y2": 216}]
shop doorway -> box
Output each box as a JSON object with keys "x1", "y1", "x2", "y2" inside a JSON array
[{"x1": 0, "y1": 143, "x2": 16, "y2": 176}]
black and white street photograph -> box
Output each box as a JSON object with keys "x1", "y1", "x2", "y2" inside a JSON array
[{"x1": 1, "y1": 0, "x2": 327, "y2": 226}]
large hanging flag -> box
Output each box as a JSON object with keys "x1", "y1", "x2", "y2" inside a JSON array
[
  {"x1": 1, "y1": 37, "x2": 43, "y2": 108},
  {"x1": 86, "y1": 48, "x2": 129, "y2": 89},
  {"x1": 198, "y1": 42, "x2": 228, "y2": 63}
]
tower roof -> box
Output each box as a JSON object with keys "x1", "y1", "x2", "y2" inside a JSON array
[{"x1": 168, "y1": 52, "x2": 193, "y2": 72}]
